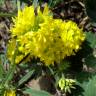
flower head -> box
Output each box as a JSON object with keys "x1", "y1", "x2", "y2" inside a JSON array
[
  {"x1": 4, "y1": 90, "x2": 16, "y2": 96},
  {"x1": 11, "y1": 6, "x2": 35, "y2": 37},
  {"x1": 9, "y1": 5, "x2": 85, "y2": 65}
]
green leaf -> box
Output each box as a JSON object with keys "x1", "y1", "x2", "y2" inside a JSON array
[
  {"x1": 82, "y1": 75, "x2": 96, "y2": 96},
  {"x1": 74, "y1": 74, "x2": 96, "y2": 96},
  {"x1": 48, "y1": 66, "x2": 54, "y2": 75},
  {"x1": 0, "y1": 55, "x2": 11, "y2": 84},
  {"x1": 0, "y1": 55, "x2": 5, "y2": 79},
  {"x1": 23, "y1": 88, "x2": 51, "y2": 96},
  {"x1": 85, "y1": 32, "x2": 96, "y2": 48},
  {"x1": 4, "y1": 66, "x2": 15, "y2": 85},
  {"x1": 0, "y1": 12, "x2": 15, "y2": 17},
  {"x1": 18, "y1": 70, "x2": 34, "y2": 86},
  {"x1": 0, "y1": 63, "x2": 4, "y2": 80},
  {"x1": 85, "y1": 54, "x2": 96, "y2": 67}
]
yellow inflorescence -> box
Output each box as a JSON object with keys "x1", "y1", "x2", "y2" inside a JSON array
[
  {"x1": 11, "y1": 6, "x2": 35, "y2": 36},
  {"x1": 9, "y1": 5, "x2": 85, "y2": 65},
  {"x1": 4, "y1": 90, "x2": 16, "y2": 96}
]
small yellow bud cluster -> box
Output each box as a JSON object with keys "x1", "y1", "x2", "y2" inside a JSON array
[
  {"x1": 58, "y1": 78, "x2": 76, "y2": 93},
  {"x1": 8, "y1": 5, "x2": 85, "y2": 65},
  {"x1": 4, "y1": 90, "x2": 16, "y2": 96}
]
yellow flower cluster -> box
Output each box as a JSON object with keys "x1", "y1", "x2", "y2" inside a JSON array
[
  {"x1": 4, "y1": 90, "x2": 16, "y2": 96},
  {"x1": 9, "y1": 5, "x2": 85, "y2": 65},
  {"x1": 11, "y1": 6, "x2": 35, "y2": 36}
]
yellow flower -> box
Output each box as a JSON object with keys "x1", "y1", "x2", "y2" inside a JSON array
[
  {"x1": 11, "y1": 6, "x2": 35, "y2": 36},
  {"x1": 61, "y1": 21, "x2": 85, "y2": 56},
  {"x1": 30, "y1": 20, "x2": 85, "y2": 65},
  {"x1": 9, "y1": 5, "x2": 85, "y2": 66},
  {"x1": 4, "y1": 90, "x2": 16, "y2": 96},
  {"x1": 7, "y1": 39, "x2": 26, "y2": 64}
]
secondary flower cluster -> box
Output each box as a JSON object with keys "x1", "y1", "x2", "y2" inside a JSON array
[
  {"x1": 8, "y1": 5, "x2": 85, "y2": 65},
  {"x1": 4, "y1": 90, "x2": 16, "y2": 96}
]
